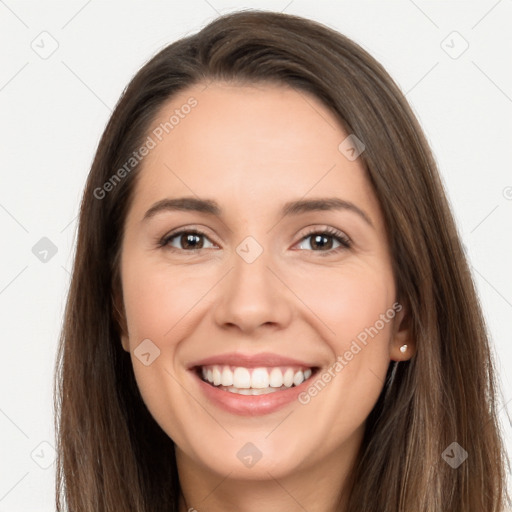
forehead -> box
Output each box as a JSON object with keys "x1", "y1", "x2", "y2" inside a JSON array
[{"x1": 128, "y1": 81, "x2": 381, "y2": 225}]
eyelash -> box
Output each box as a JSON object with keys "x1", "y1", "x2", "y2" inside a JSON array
[{"x1": 157, "y1": 226, "x2": 352, "y2": 255}]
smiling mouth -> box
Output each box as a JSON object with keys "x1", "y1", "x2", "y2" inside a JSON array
[{"x1": 195, "y1": 364, "x2": 318, "y2": 395}]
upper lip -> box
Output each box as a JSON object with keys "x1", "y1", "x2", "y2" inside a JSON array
[{"x1": 188, "y1": 352, "x2": 317, "y2": 369}]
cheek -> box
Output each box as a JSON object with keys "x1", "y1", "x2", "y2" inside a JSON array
[
  {"x1": 292, "y1": 263, "x2": 396, "y2": 416},
  {"x1": 121, "y1": 255, "x2": 212, "y2": 344},
  {"x1": 120, "y1": 257, "x2": 209, "y2": 440},
  {"x1": 293, "y1": 261, "x2": 395, "y2": 348},
  {"x1": 120, "y1": 255, "x2": 217, "y2": 419}
]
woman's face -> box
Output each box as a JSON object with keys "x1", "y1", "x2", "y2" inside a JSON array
[{"x1": 118, "y1": 81, "x2": 412, "y2": 484}]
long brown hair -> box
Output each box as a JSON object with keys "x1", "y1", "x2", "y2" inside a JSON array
[{"x1": 54, "y1": 10, "x2": 510, "y2": 511}]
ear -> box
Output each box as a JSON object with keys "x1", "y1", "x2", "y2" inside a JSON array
[
  {"x1": 111, "y1": 281, "x2": 130, "y2": 352},
  {"x1": 389, "y1": 300, "x2": 415, "y2": 362}
]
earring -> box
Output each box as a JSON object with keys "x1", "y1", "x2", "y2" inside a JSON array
[{"x1": 399, "y1": 344, "x2": 408, "y2": 354}]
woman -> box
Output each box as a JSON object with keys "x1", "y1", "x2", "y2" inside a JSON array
[{"x1": 54, "y1": 10, "x2": 509, "y2": 511}]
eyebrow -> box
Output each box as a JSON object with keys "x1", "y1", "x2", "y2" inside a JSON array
[{"x1": 142, "y1": 196, "x2": 374, "y2": 228}]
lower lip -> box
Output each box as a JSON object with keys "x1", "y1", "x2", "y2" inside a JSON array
[{"x1": 192, "y1": 370, "x2": 315, "y2": 416}]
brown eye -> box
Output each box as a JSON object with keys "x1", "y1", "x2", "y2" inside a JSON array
[
  {"x1": 159, "y1": 230, "x2": 215, "y2": 251},
  {"x1": 296, "y1": 228, "x2": 351, "y2": 254}
]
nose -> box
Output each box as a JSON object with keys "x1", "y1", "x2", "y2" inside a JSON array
[{"x1": 212, "y1": 245, "x2": 293, "y2": 335}]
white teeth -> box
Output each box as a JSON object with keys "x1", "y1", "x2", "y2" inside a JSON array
[
  {"x1": 233, "y1": 367, "x2": 251, "y2": 389},
  {"x1": 221, "y1": 366, "x2": 233, "y2": 386},
  {"x1": 212, "y1": 366, "x2": 222, "y2": 386},
  {"x1": 293, "y1": 370, "x2": 304, "y2": 386},
  {"x1": 269, "y1": 367, "x2": 283, "y2": 388},
  {"x1": 283, "y1": 368, "x2": 294, "y2": 387},
  {"x1": 251, "y1": 368, "x2": 269, "y2": 389},
  {"x1": 220, "y1": 385, "x2": 286, "y2": 395},
  {"x1": 199, "y1": 364, "x2": 315, "y2": 392}
]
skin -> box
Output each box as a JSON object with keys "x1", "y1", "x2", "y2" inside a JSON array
[{"x1": 118, "y1": 81, "x2": 414, "y2": 512}]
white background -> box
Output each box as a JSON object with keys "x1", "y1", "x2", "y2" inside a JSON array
[{"x1": 0, "y1": 1, "x2": 511, "y2": 510}]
